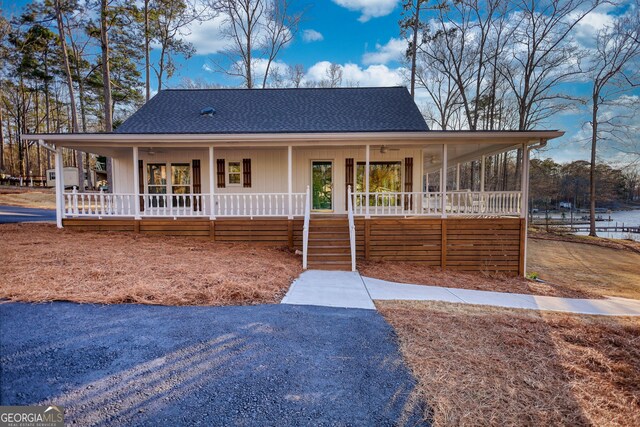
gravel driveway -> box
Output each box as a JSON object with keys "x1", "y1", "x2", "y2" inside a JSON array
[
  {"x1": 0, "y1": 303, "x2": 427, "y2": 426},
  {"x1": 0, "y1": 205, "x2": 55, "y2": 223}
]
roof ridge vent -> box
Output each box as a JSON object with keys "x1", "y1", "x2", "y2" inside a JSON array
[{"x1": 200, "y1": 106, "x2": 216, "y2": 116}]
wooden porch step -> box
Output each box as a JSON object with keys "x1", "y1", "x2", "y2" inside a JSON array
[
  {"x1": 308, "y1": 254, "x2": 352, "y2": 262},
  {"x1": 309, "y1": 225, "x2": 350, "y2": 232},
  {"x1": 305, "y1": 216, "x2": 353, "y2": 271},
  {"x1": 307, "y1": 261, "x2": 352, "y2": 271},
  {"x1": 308, "y1": 246, "x2": 351, "y2": 254},
  {"x1": 308, "y1": 239, "x2": 350, "y2": 247}
]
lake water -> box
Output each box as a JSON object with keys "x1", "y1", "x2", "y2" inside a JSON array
[{"x1": 533, "y1": 209, "x2": 640, "y2": 241}]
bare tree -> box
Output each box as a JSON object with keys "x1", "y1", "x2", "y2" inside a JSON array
[
  {"x1": 211, "y1": 0, "x2": 302, "y2": 88},
  {"x1": 317, "y1": 63, "x2": 343, "y2": 88},
  {"x1": 501, "y1": 0, "x2": 604, "y2": 131},
  {"x1": 260, "y1": 0, "x2": 301, "y2": 88},
  {"x1": 587, "y1": 9, "x2": 640, "y2": 236},
  {"x1": 418, "y1": 0, "x2": 511, "y2": 130},
  {"x1": 288, "y1": 63, "x2": 305, "y2": 88}
]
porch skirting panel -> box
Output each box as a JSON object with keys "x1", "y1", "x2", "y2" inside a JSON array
[
  {"x1": 355, "y1": 217, "x2": 524, "y2": 275},
  {"x1": 62, "y1": 218, "x2": 304, "y2": 246},
  {"x1": 62, "y1": 217, "x2": 525, "y2": 275}
]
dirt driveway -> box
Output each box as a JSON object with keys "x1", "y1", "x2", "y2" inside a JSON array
[{"x1": 528, "y1": 238, "x2": 640, "y2": 299}]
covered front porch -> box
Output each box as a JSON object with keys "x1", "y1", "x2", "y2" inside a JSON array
[{"x1": 54, "y1": 138, "x2": 539, "y2": 222}]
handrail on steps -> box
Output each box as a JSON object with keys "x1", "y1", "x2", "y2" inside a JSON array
[
  {"x1": 347, "y1": 185, "x2": 356, "y2": 272},
  {"x1": 302, "y1": 185, "x2": 310, "y2": 270}
]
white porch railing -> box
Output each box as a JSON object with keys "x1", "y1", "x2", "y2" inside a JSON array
[
  {"x1": 142, "y1": 193, "x2": 210, "y2": 217},
  {"x1": 347, "y1": 185, "x2": 356, "y2": 272},
  {"x1": 213, "y1": 193, "x2": 305, "y2": 217},
  {"x1": 62, "y1": 189, "x2": 309, "y2": 218},
  {"x1": 302, "y1": 186, "x2": 311, "y2": 270},
  {"x1": 352, "y1": 191, "x2": 522, "y2": 217},
  {"x1": 64, "y1": 190, "x2": 138, "y2": 217}
]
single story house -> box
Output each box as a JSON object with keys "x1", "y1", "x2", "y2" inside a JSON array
[{"x1": 22, "y1": 87, "x2": 562, "y2": 274}]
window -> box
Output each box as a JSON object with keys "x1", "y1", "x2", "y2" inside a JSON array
[
  {"x1": 147, "y1": 163, "x2": 167, "y2": 207},
  {"x1": 356, "y1": 162, "x2": 401, "y2": 193},
  {"x1": 356, "y1": 161, "x2": 402, "y2": 207},
  {"x1": 146, "y1": 163, "x2": 192, "y2": 208},
  {"x1": 171, "y1": 164, "x2": 191, "y2": 207},
  {"x1": 228, "y1": 161, "x2": 241, "y2": 185},
  {"x1": 49, "y1": 171, "x2": 55, "y2": 180}
]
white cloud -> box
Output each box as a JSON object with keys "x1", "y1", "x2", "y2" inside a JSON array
[
  {"x1": 332, "y1": 0, "x2": 399, "y2": 22},
  {"x1": 362, "y1": 37, "x2": 406, "y2": 65},
  {"x1": 304, "y1": 61, "x2": 405, "y2": 86},
  {"x1": 183, "y1": 16, "x2": 232, "y2": 55},
  {"x1": 302, "y1": 29, "x2": 324, "y2": 42},
  {"x1": 571, "y1": 9, "x2": 616, "y2": 48}
]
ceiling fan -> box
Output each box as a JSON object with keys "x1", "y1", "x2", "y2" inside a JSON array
[
  {"x1": 143, "y1": 147, "x2": 164, "y2": 156},
  {"x1": 379, "y1": 145, "x2": 400, "y2": 154}
]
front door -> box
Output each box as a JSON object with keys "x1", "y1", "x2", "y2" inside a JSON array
[{"x1": 312, "y1": 160, "x2": 333, "y2": 211}]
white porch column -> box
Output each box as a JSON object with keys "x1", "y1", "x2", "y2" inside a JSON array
[
  {"x1": 365, "y1": 144, "x2": 370, "y2": 218},
  {"x1": 288, "y1": 145, "x2": 293, "y2": 219},
  {"x1": 55, "y1": 146, "x2": 64, "y2": 228},
  {"x1": 521, "y1": 143, "x2": 530, "y2": 276},
  {"x1": 480, "y1": 155, "x2": 486, "y2": 192},
  {"x1": 132, "y1": 146, "x2": 141, "y2": 219},
  {"x1": 441, "y1": 144, "x2": 447, "y2": 218},
  {"x1": 209, "y1": 146, "x2": 216, "y2": 219},
  {"x1": 521, "y1": 144, "x2": 529, "y2": 218},
  {"x1": 456, "y1": 163, "x2": 460, "y2": 190}
]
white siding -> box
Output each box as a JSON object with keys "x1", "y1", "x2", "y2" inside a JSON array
[{"x1": 110, "y1": 146, "x2": 422, "y2": 214}]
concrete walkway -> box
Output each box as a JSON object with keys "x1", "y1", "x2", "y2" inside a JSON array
[
  {"x1": 281, "y1": 270, "x2": 375, "y2": 310},
  {"x1": 282, "y1": 271, "x2": 640, "y2": 316}
]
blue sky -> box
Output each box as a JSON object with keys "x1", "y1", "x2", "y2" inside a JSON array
[{"x1": 4, "y1": 0, "x2": 639, "y2": 166}]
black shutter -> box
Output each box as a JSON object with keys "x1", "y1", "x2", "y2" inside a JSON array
[
  {"x1": 192, "y1": 159, "x2": 202, "y2": 211},
  {"x1": 217, "y1": 159, "x2": 225, "y2": 188},
  {"x1": 242, "y1": 158, "x2": 252, "y2": 188},
  {"x1": 345, "y1": 158, "x2": 354, "y2": 207}
]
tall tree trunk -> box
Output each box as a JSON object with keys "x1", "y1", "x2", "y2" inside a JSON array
[
  {"x1": 409, "y1": 2, "x2": 421, "y2": 99},
  {"x1": 145, "y1": 0, "x2": 151, "y2": 102},
  {"x1": 54, "y1": 0, "x2": 82, "y2": 191},
  {"x1": 100, "y1": 0, "x2": 113, "y2": 132},
  {"x1": 100, "y1": 0, "x2": 114, "y2": 188},
  {"x1": 589, "y1": 98, "x2": 598, "y2": 237},
  {"x1": 0, "y1": 103, "x2": 4, "y2": 173}
]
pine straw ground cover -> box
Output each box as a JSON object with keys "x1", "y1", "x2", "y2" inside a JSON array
[
  {"x1": 0, "y1": 223, "x2": 301, "y2": 305},
  {"x1": 378, "y1": 301, "x2": 640, "y2": 427},
  {"x1": 359, "y1": 261, "x2": 597, "y2": 299}
]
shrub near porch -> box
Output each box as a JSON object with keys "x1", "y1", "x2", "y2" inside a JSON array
[{"x1": 0, "y1": 223, "x2": 301, "y2": 305}]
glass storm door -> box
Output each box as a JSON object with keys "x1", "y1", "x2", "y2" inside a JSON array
[
  {"x1": 147, "y1": 163, "x2": 167, "y2": 207},
  {"x1": 312, "y1": 161, "x2": 333, "y2": 211}
]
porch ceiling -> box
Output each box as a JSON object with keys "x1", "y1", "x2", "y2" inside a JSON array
[{"x1": 22, "y1": 130, "x2": 564, "y2": 151}]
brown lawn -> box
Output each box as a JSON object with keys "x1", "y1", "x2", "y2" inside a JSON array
[
  {"x1": 379, "y1": 300, "x2": 640, "y2": 427},
  {"x1": 359, "y1": 260, "x2": 597, "y2": 299},
  {"x1": 0, "y1": 188, "x2": 56, "y2": 209},
  {"x1": 0, "y1": 223, "x2": 301, "y2": 306},
  {"x1": 528, "y1": 238, "x2": 640, "y2": 300}
]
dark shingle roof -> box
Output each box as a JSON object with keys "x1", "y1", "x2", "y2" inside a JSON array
[{"x1": 115, "y1": 87, "x2": 429, "y2": 134}]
